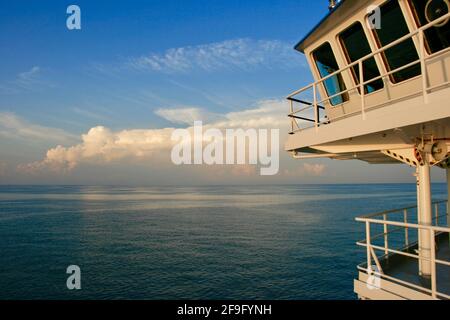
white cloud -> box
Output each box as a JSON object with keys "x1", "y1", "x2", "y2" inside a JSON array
[
  {"x1": 72, "y1": 107, "x2": 111, "y2": 122},
  {"x1": 0, "y1": 112, "x2": 78, "y2": 143},
  {"x1": 221, "y1": 99, "x2": 286, "y2": 128},
  {"x1": 16, "y1": 66, "x2": 41, "y2": 86},
  {"x1": 155, "y1": 107, "x2": 223, "y2": 125},
  {"x1": 128, "y1": 39, "x2": 305, "y2": 73},
  {"x1": 0, "y1": 66, "x2": 52, "y2": 94},
  {"x1": 18, "y1": 126, "x2": 174, "y2": 173},
  {"x1": 284, "y1": 163, "x2": 327, "y2": 177},
  {"x1": 303, "y1": 163, "x2": 327, "y2": 176},
  {"x1": 18, "y1": 99, "x2": 287, "y2": 174}
]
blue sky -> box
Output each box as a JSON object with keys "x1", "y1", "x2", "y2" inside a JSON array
[
  {"x1": 0, "y1": 0, "x2": 443, "y2": 185},
  {"x1": 0, "y1": 0, "x2": 319, "y2": 129}
]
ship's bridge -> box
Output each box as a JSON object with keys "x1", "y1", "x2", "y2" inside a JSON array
[
  {"x1": 286, "y1": 0, "x2": 450, "y2": 165},
  {"x1": 286, "y1": 0, "x2": 450, "y2": 300}
]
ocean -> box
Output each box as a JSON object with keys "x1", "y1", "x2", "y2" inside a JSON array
[{"x1": 0, "y1": 184, "x2": 446, "y2": 300}]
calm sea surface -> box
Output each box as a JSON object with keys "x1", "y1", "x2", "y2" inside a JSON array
[{"x1": 0, "y1": 184, "x2": 446, "y2": 300}]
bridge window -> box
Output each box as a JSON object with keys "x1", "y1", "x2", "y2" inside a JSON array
[
  {"x1": 372, "y1": 0, "x2": 421, "y2": 83},
  {"x1": 312, "y1": 42, "x2": 349, "y2": 106},
  {"x1": 409, "y1": 0, "x2": 450, "y2": 53},
  {"x1": 339, "y1": 22, "x2": 384, "y2": 94}
]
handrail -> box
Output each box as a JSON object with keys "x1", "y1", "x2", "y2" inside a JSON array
[
  {"x1": 287, "y1": 97, "x2": 325, "y2": 110},
  {"x1": 365, "y1": 213, "x2": 448, "y2": 243},
  {"x1": 359, "y1": 200, "x2": 447, "y2": 219},
  {"x1": 288, "y1": 11, "x2": 450, "y2": 98},
  {"x1": 287, "y1": 11, "x2": 450, "y2": 134},
  {"x1": 314, "y1": 57, "x2": 424, "y2": 106},
  {"x1": 356, "y1": 200, "x2": 450, "y2": 300},
  {"x1": 357, "y1": 217, "x2": 450, "y2": 236}
]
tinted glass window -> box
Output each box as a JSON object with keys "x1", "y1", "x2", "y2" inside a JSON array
[
  {"x1": 340, "y1": 22, "x2": 384, "y2": 94},
  {"x1": 312, "y1": 42, "x2": 349, "y2": 106},
  {"x1": 373, "y1": 0, "x2": 421, "y2": 83},
  {"x1": 409, "y1": 0, "x2": 450, "y2": 53}
]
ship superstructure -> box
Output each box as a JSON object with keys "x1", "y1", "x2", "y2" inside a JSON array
[{"x1": 287, "y1": 0, "x2": 450, "y2": 299}]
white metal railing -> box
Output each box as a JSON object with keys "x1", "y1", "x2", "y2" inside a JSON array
[
  {"x1": 356, "y1": 200, "x2": 450, "y2": 300},
  {"x1": 287, "y1": 11, "x2": 450, "y2": 134}
]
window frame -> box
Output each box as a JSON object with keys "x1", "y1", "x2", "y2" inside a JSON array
[
  {"x1": 368, "y1": 0, "x2": 422, "y2": 85},
  {"x1": 407, "y1": 0, "x2": 450, "y2": 55},
  {"x1": 337, "y1": 21, "x2": 385, "y2": 95},
  {"x1": 310, "y1": 41, "x2": 350, "y2": 107}
]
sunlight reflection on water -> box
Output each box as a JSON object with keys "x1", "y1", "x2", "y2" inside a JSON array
[{"x1": 0, "y1": 184, "x2": 446, "y2": 300}]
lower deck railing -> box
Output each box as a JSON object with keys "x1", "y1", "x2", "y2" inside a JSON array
[{"x1": 356, "y1": 200, "x2": 450, "y2": 300}]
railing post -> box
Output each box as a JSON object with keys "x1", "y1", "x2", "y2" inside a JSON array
[
  {"x1": 383, "y1": 214, "x2": 389, "y2": 256},
  {"x1": 430, "y1": 229, "x2": 437, "y2": 299},
  {"x1": 359, "y1": 60, "x2": 366, "y2": 120},
  {"x1": 366, "y1": 221, "x2": 372, "y2": 274},
  {"x1": 404, "y1": 209, "x2": 409, "y2": 247},
  {"x1": 289, "y1": 99, "x2": 294, "y2": 134},
  {"x1": 416, "y1": 168, "x2": 422, "y2": 274},
  {"x1": 418, "y1": 162, "x2": 432, "y2": 277},
  {"x1": 435, "y1": 203, "x2": 439, "y2": 226},
  {"x1": 419, "y1": 29, "x2": 429, "y2": 104},
  {"x1": 313, "y1": 83, "x2": 318, "y2": 132}
]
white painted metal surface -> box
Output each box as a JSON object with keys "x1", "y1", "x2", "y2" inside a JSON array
[
  {"x1": 286, "y1": 0, "x2": 450, "y2": 300},
  {"x1": 286, "y1": 11, "x2": 450, "y2": 158},
  {"x1": 418, "y1": 163, "x2": 432, "y2": 277},
  {"x1": 355, "y1": 200, "x2": 450, "y2": 300}
]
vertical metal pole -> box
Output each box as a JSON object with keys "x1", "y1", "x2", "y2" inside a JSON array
[
  {"x1": 359, "y1": 61, "x2": 366, "y2": 120},
  {"x1": 419, "y1": 30, "x2": 429, "y2": 104},
  {"x1": 383, "y1": 214, "x2": 388, "y2": 256},
  {"x1": 430, "y1": 229, "x2": 437, "y2": 298},
  {"x1": 416, "y1": 167, "x2": 422, "y2": 274},
  {"x1": 418, "y1": 162, "x2": 432, "y2": 277},
  {"x1": 435, "y1": 203, "x2": 439, "y2": 226},
  {"x1": 289, "y1": 99, "x2": 294, "y2": 134},
  {"x1": 404, "y1": 209, "x2": 409, "y2": 247},
  {"x1": 366, "y1": 221, "x2": 372, "y2": 274},
  {"x1": 313, "y1": 83, "x2": 318, "y2": 132}
]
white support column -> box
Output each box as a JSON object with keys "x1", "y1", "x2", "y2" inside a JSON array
[
  {"x1": 415, "y1": 167, "x2": 423, "y2": 274},
  {"x1": 418, "y1": 163, "x2": 432, "y2": 277}
]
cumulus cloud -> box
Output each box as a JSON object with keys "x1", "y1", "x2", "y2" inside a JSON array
[
  {"x1": 18, "y1": 99, "x2": 287, "y2": 174},
  {"x1": 303, "y1": 163, "x2": 327, "y2": 176},
  {"x1": 221, "y1": 99, "x2": 286, "y2": 128},
  {"x1": 0, "y1": 112, "x2": 78, "y2": 143},
  {"x1": 18, "y1": 126, "x2": 175, "y2": 173},
  {"x1": 128, "y1": 39, "x2": 305, "y2": 73},
  {"x1": 284, "y1": 163, "x2": 327, "y2": 177},
  {"x1": 155, "y1": 99, "x2": 287, "y2": 128}
]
